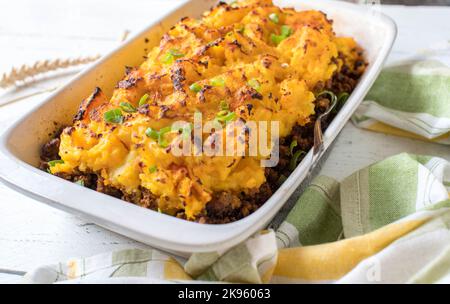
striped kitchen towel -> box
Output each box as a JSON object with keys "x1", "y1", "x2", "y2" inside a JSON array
[
  {"x1": 22, "y1": 230, "x2": 278, "y2": 284},
  {"x1": 24, "y1": 153, "x2": 450, "y2": 284},
  {"x1": 352, "y1": 43, "x2": 450, "y2": 144}
]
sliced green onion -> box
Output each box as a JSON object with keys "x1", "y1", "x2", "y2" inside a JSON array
[
  {"x1": 119, "y1": 101, "x2": 137, "y2": 113},
  {"x1": 104, "y1": 109, "x2": 123, "y2": 124},
  {"x1": 138, "y1": 94, "x2": 149, "y2": 107},
  {"x1": 169, "y1": 49, "x2": 185, "y2": 57},
  {"x1": 159, "y1": 126, "x2": 172, "y2": 136},
  {"x1": 289, "y1": 150, "x2": 306, "y2": 171},
  {"x1": 248, "y1": 79, "x2": 261, "y2": 92},
  {"x1": 48, "y1": 159, "x2": 64, "y2": 167},
  {"x1": 158, "y1": 138, "x2": 169, "y2": 148},
  {"x1": 270, "y1": 34, "x2": 284, "y2": 45},
  {"x1": 145, "y1": 127, "x2": 159, "y2": 140},
  {"x1": 158, "y1": 126, "x2": 172, "y2": 148},
  {"x1": 277, "y1": 174, "x2": 288, "y2": 186},
  {"x1": 145, "y1": 126, "x2": 175, "y2": 147},
  {"x1": 269, "y1": 13, "x2": 279, "y2": 24},
  {"x1": 271, "y1": 25, "x2": 293, "y2": 45},
  {"x1": 216, "y1": 111, "x2": 236, "y2": 123},
  {"x1": 162, "y1": 53, "x2": 173, "y2": 64},
  {"x1": 289, "y1": 139, "x2": 298, "y2": 156},
  {"x1": 332, "y1": 92, "x2": 350, "y2": 114},
  {"x1": 217, "y1": 110, "x2": 229, "y2": 117},
  {"x1": 162, "y1": 48, "x2": 185, "y2": 64},
  {"x1": 338, "y1": 92, "x2": 349, "y2": 107},
  {"x1": 220, "y1": 100, "x2": 229, "y2": 111},
  {"x1": 230, "y1": 0, "x2": 238, "y2": 8},
  {"x1": 149, "y1": 165, "x2": 157, "y2": 173},
  {"x1": 189, "y1": 83, "x2": 202, "y2": 93},
  {"x1": 281, "y1": 25, "x2": 292, "y2": 37},
  {"x1": 75, "y1": 180, "x2": 85, "y2": 186},
  {"x1": 210, "y1": 77, "x2": 225, "y2": 87}
]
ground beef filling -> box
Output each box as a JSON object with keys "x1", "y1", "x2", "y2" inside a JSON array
[{"x1": 39, "y1": 63, "x2": 364, "y2": 224}]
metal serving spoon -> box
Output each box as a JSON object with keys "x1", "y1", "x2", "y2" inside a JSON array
[{"x1": 309, "y1": 94, "x2": 338, "y2": 175}]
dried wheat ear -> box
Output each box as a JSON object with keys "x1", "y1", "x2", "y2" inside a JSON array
[{"x1": 0, "y1": 55, "x2": 101, "y2": 89}]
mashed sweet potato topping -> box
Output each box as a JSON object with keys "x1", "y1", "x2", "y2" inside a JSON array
[{"x1": 47, "y1": 0, "x2": 365, "y2": 220}]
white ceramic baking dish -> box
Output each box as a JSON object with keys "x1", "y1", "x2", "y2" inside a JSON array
[{"x1": 0, "y1": 0, "x2": 396, "y2": 255}]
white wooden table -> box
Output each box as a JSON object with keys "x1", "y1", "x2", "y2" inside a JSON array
[{"x1": 0, "y1": 0, "x2": 449, "y2": 283}]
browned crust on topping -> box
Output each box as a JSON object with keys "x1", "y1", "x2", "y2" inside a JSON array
[
  {"x1": 116, "y1": 76, "x2": 142, "y2": 89},
  {"x1": 138, "y1": 104, "x2": 150, "y2": 115},
  {"x1": 233, "y1": 86, "x2": 263, "y2": 109},
  {"x1": 73, "y1": 87, "x2": 106, "y2": 123},
  {"x1": 170, "y1": 64, "x2": 186, "y2": 92},
  {"x1": 196, "y1": 37, "x2": 225, "y2": 56},
  {"x1": 198, "y1": 85, "x2": 212, "y2": 103},
  {"x1": 116, "y1": 68, "x2": 143, "y2": 89}
]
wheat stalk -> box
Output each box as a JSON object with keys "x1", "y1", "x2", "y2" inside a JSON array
[
  {"x1": 0, "y1": 29, "x2": 130, "y2": 90},
  {"x1": 0, "y1": 54, "x2": 101, "y2": 89}
]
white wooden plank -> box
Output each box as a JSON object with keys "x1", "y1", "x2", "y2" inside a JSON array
[
  {"x1": 0, "y1": 273, "x2": 23, "y2": 284},
  {"x1": 0, "y1": 181, "x2": 152, "y2": 272},
  {"x1": 320, "y1": 123, "x2": 450, "y2": 181},
  {"x1": 0, "y1": 0, "x2": 186, "y2": 72}
]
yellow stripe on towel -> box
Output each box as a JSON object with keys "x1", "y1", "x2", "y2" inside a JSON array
[
  {"x1": 274, "y1": 219, "x2": 427, "y2": 281},
  {"x1": 164, "y1": 257, "x2": 192, "y2": 280},
  {"x1": 366, "y1": 121, "x2": 450, "y2": 143}
]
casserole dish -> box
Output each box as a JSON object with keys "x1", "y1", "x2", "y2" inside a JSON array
[{"x1": 0, "y1": 0, "x2": 396, "y2": 255}]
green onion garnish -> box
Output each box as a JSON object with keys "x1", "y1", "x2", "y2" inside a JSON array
[
  {"x1": 338, "y1": 92, "x2": 349, "y2": 107},
  {"x1": 331, "y1": 92, "x2": 350, "y2": 114},
  {"x1": 158, "y1": 126, "x2": 172, "y2": 148},
  {"x1": 138, "y1": 94, "x2": 149, "y2": 107},
  {"x1": 210, "y1": 77, "x2": 225, "y2": 87},
  {"x1": 216, "y1": 111, "x2": 236, "y2": 123},
  {"x1": 145, "y1": 127, "x2": 159, "y2": 140},
  {"x1": 48, "y1": 159, "x2": 64, "y2": 167},
  {"x1": 281, "y1": 25, "x2": 292, "y2": 37},
  {"x1": 230, "y1": 0, "x2": 238, "y2": 8},
  {"x1": 162, "y1": 53, "x2": 173, "y2": 64},
  {"x1": 162, "y1": 48, "x2": 185, "y2": 64},
  {"x1": 220, "y1": 100, "x2": 229, "y2": 111},
  {"x1": 217, "y1": 110, "x2": 229, "y2": 117},
  {"x1": 119, "y1": 102, "x2": 137, "y2": 113},
  {"x1": 149, "y1": 165, "x2": 157, "y2": 173},
  {"x1": 269, "y1": 13, "x2": 279, "y2": 24},
  {"x1": 145, "y1": 126, "x2": 177, "y2": 148},
  {"x1": 104, "y1": 109, "x2": 123, "y2": 124},
  {"x1": 289, "y1": 139, "x2": 298, "y2": 156},
  {"x1": 248, "y1": 79, "x2": 261, "y2": 92},
  {"x1": 277, "y1": 174, "x2": 288, "y2": 186},
  {"x1": 271, "y1": 25, "x2": 293, "y2": 45},
  {"x1": 170, "y1": 49, "x2": 185, "y2": 57},
  {"x1": 189, "y1": 83, "x2": 202, "y2": 93},
  {"x1": 75, "y1": 180, "x2": 85, "y2": 186},
  {"x1": 146, "y1": 125, "x2": 191, "y2": 148},
  {"x1": 270, "y1": 34, "x2": 284, "y2": 45},
  {"x1": 158, "y1": 126, "x2": 172, "y2": 136},
  {"x1": 289, "y1": 150, "x2": 306, "y2": 171}
]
